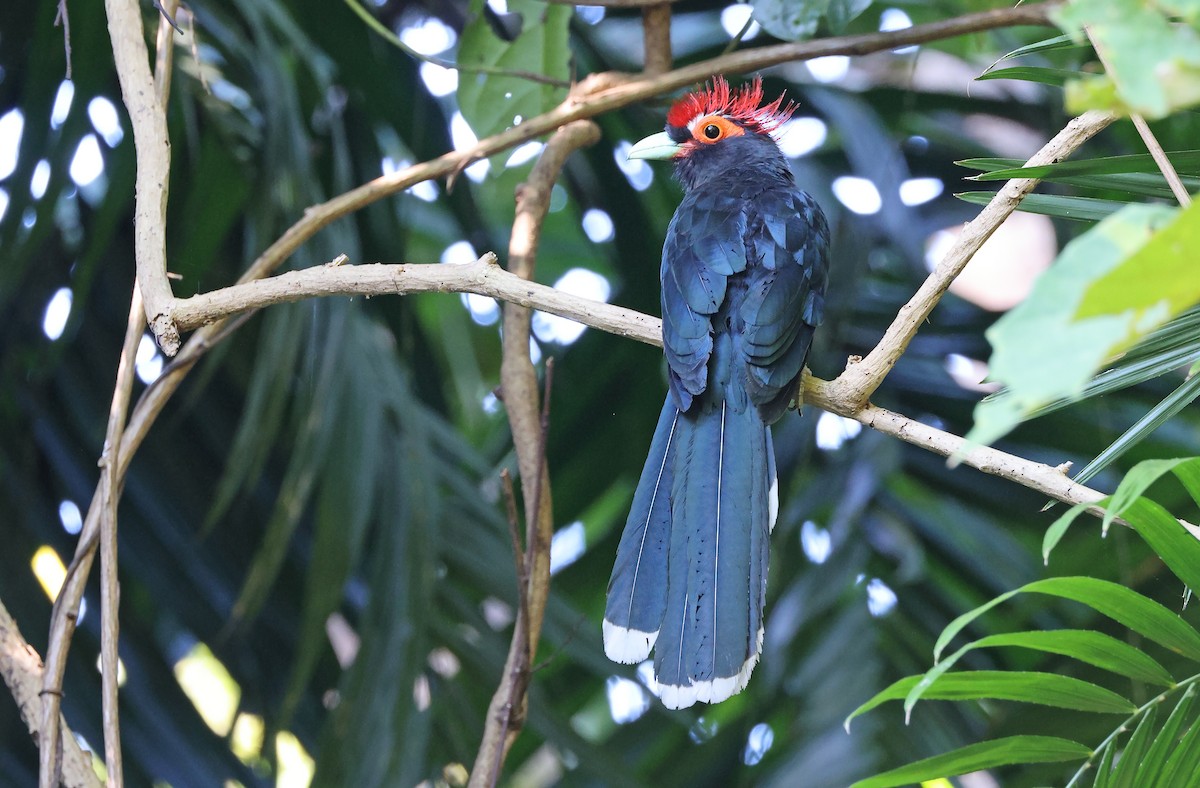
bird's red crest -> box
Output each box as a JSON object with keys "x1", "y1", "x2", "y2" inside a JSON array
[{"x1": 665, "y1": 76, "x2": 795, "y2": 136}]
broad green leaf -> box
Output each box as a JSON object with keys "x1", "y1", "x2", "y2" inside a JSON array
[
  {"x1": 751, "y1": 0, "x2": 826, "y2": 40},
  {"x1": 904, "y1": 627, "x2": 1171, "y2": 720},
  {"x1": 825, "y1": 0, "x2": 874, "y2": 33},
  {"x1": 1072, "y1": 376, "x2": 1200, "y2": 487},
  {"x1": 976, "y1": 66, "x2": 1076, "y2": 86},
  {"x1": 983, "y1": 309, "x2": 1200, "y2": 434},
  {"x1": 967, "y1": 204, "x2": 1183, "y2": 448},
  {"x1": 456, "y1": 0, "x2": 570, "y2": 145},
  {"x1": 848, "y1": 736, "x2": 1091, "y2": 788},
  {"x1": 961, "y1": 151, "x2": 1200, "y2": 181},
  {"x1": 1077, "y1": 198, "x2": 1200, "y2": 324},
  {"x1": 848, "y1": 670, "x2": 1135, "y2": 728},
  {"x1": 955, "y1": 191, "x2": 1124, "y2": 222},
  {"x1": 1136, "y1": 686, "x2": 1197, "y2": 786},
  {"x1": 933, "y1": 577, "x2": 1200, "y2": 663},
  {"x1": 1052, "y1": 0, "x2": 1200, "y2": 118}
]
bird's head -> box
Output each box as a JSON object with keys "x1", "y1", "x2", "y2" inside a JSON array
[{"x1": 628, "y1": 75, "x2": 796, "y2": 191}]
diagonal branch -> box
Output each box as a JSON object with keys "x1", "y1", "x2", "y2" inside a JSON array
[
  {"x1": 825, "y1": 108, "x2": 1115, "y2": 410},
  {"x1": 1085, "y1": 26, "x2": 1192, "y2": 208},
  {"x1": 2, "y1": 598, "x2": 100, "y2": 788}
]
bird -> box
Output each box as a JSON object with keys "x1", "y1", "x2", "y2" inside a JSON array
[{"x1": 603, "y1": 76, "x2": 830, "y2": 710}]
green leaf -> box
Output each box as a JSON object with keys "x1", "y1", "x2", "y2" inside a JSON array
[
  {"x1": 1053, "y1": 0, "x2": 1200, "y2": 118},
  {"x1": 1111, "y1": 705, "x2": 1159, "y2": 788},
  {"x1": 826, "y1": 0, "x2": 873, "y2": 34},
  {"x1": 1105, "y1": 458, "x2": 1199, "y2": 524},
  {"x1": 456, "y1": 0, "x2": 570, "y2": 145},
  {"x1": 976, "y1": 66, "x2": 1076, "y2": 86},
  {"x1": 955, "y1": 191, "x2": 1125, "y2": 222},
  {"x1": 1077, "y1": 199, "x2": 1200, "y2": 324},
  {"x1": 850, "y1": 670, "x2": 1135, "y2": 729},
  {"x1": 1120, "y1": 497, "x2": 1200, "y2": 593},
  {"x1": 1009, "y1": 310, "x2": 1200, "y2": 421},
  {"x1": 1158, "y1": 692, "x2": 1200, "y2": 787},
  {"x1": 1044, "y1": 502, "x2": 1093, "y2": 564},
  {"x1": 994, "y1": 32, "x2": 1085, "y2": 62},
  {"x1": 968, "y1": 203, "x2": 1187, "y2": 447},
  {"x1": 1136, "y1": 686, "x2": 1198, "y2": 786},
  {"x1": 751, "y1": 0, "x2": 827, "y2": 41},
  {"x1": 904, "y1": 628, "x2": 1171, "y2": 721},
  {"x1": 1093, "y1": 739, "x2": 1118, "y2": 788},
  {"x1": 848, "y1": 736, "x2": 1091, "y2": 788},
  {"x1": 933, "y1": 577, "x2": 1200, "y2": 663},
  {"x1": 1072, "y1": 375, "x2": 1200, "y2": 487},
  {"x1": 963, "y1": 151, "x2": 1200, "y2": 181}
]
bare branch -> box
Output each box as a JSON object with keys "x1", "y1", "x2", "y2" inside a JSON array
[
  {"x1": 168, "y1": 255, "x2": 657, "y2": 339},
  {"x1": 1, "y1": 599, "x2": 100, "y2": 788},
  {"x1": 42, "y1": 5, "x2": 182, "y2": 784},
  {"x1": 642, "y1": 4, "x2": 673, "y2": 76},
  {"x1": 105, "y1": 0, "x2": 177, "y2": 353},
  {"x1": 143, "y1": 1, "x2": 1057, "y2": 354},
  {"x1": 825, "y1": 108, "x2": 1115, "y2": 410},
  {"x1": 154, "y1": 251, "x2": 1199, "y2": 540},
  {"x1": 470, "y1": 119, "x2": 600, "y2": 788}
]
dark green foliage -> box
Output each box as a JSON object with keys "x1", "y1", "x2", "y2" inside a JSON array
[{"x1": 3, "y1": 1, "x2": 1200, "y2": 786}]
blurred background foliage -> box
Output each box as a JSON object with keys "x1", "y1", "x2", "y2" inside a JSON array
[{"x1": 2, "y1": 0, "x2": 1199, "y2": 786}]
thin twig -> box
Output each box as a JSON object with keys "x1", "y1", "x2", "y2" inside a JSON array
[
  {"x1": 1085, "y1": 26, "x2": 1192, "y2": 207},
  {"x1": 54, "y1": 0, "x2": 72, "y2": 79},
  {"x1": 343, "y1": 0, "x2": 571, "y2": 88},
  {"x1": 719, "y1": 10, "x2": 756, "y2": 56}
]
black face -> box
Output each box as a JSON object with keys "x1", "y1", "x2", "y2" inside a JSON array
[
  {"x1": 666, "y1": 123, "x2": 690, "y2": 144},
  {"x1": 672, "y1": 131, "x2": 791, "y2": 193}
]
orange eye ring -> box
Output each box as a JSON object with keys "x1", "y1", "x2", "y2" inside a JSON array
[{"x1": 690, "y1": 115, "x2": 744, "y2": 145}]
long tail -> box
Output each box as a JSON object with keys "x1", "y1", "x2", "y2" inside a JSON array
[
  {"x1": 605, "y1": 396, "x2": 774, "y2": 710},
  {"x1": 604, "y1": 399, "x2": 679, "y2": 663}
]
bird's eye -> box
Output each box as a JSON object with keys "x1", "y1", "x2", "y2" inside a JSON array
[{"x1": 703, "y1": 124, "x2": 721, "y2": 140}]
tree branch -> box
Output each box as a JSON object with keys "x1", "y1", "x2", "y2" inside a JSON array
[
  {"x1": 1, "y1": 598, "x2": 100, "y2": 788},
  {"x1": 105, "y1": 0, "x2": 176, "y2": 352},
  {"x1": 641, "y1": 4, "x2": 673, "y2": 76},
  {"x1": 41, "y1": 5, "x2": 180, "y2": 785},
  {"x1": 145, "y1": 251, "x2": 1200, "y2": 540},
  {"x1": 141, "y1": 1, "x2": 1057, "y2": 355},
  {"x1": 825, "y1": 108, "x2": 1115, "y2": 410},
  {"x1": 470, "y1": 119, "x2": 601, "y2": 788}
]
